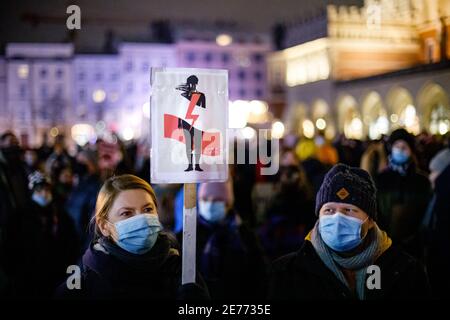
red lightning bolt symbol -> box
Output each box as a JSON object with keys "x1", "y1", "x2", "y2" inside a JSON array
[{"x1": 185, "y1": 93, "x2": 201, "y2": 130}]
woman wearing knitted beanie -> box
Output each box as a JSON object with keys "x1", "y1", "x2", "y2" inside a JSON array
[{"x1": 268, "y1": 163, "x2": 430, "y2": 300}]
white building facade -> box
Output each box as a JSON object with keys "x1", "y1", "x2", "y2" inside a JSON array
[{"x1": 0, "y1": 38, "x2": 270, "y2": 146}]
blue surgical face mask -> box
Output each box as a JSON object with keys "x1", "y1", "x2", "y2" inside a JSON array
[
  {"x1": 391, "y1": 147, "x2": 410, "y2": 164},
  {"x1": 32, "y1": 193, "x2": 52, "y2": 207},
  {"x1": 198, "y1": 200, "x2": 226, "y2": 223},
  {"x1": 319, "y1": 212, "x2": 368, "y2": 252},
  {"x1": 111, "y1": 214, "x2": 162, "y2": 255}
]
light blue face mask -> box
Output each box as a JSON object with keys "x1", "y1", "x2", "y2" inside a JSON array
[
  {"x1": 198, "y1": 200, "x2": 226, "y2": 223},
  {"x1": 319, "y1": 212, "x2": 367, "y2": 252},
  {"x1": 111, "y1": 214, "x2": 162, "y2": 255},
  {"x1": 391, "y1": 147, "x2": 410, "y2": 164},
  {"x1": 32, "y1": 193, "x2": 52, "y2": 207}
]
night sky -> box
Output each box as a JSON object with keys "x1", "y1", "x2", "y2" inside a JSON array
[{"x1": 0, "y1": 0, "x2": 362, "y2": 53}]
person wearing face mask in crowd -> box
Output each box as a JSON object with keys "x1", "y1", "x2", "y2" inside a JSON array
[
  {"x1": 16, "y1": 171, "x2": 79, "y2": 297},
  {"x1": 65, "y1": 149, "x2": 102, "y2": 254},
  {"x1": 56, "y1": 174, "x2": 208, "y2": 299},
  {"x1": 422, "y1": 147, "x2": 450, "y2": 299},
  {"x1": 177, "y1": 181, "x2": 267, "y2": 299},
  {"x1": 375, "y1": 129, "x2": 432, "y2": 260},
  {"x1": 0, "y1": 131, "x2": 30, "y2": 296},
  {"x1": 268, "y1": 163, "x2": 430, "y2": 300}
]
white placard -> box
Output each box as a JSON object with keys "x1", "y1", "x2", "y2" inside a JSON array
[{"x1": 150, "y1": 68, "x2": 228, "y2": 183}]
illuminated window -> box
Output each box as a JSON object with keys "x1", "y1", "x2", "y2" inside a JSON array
[
  {"x1": 17, "y1": 65, "x2": 29, "y2": 79},
  {"x1": 216, "y1": 34, "x2": 232, "y2": 46},
  {"x1": 429, "y1": 104, "x2": 450, "y2": 135},
  {"x1": 399, "y1": 104, "x2": 420, "y2": 135},
  {"x1": 92, "y1": 89, "x2": 106, "y2": 103}
]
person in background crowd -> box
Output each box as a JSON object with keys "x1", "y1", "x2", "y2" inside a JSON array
[
  {"x1": 416, "y1": 132, "x2": 444, "y2": 173},
  {"x1": 360, "y1": 140, "x2": 387, "y2": 178},
  {"x1": 21, "y1": 171, "x2": 79, "y2": 297},
  {"x1": 268, "y1": 164, "x2": 430, "y2": 299},
  {"x1": 65, "y1": 149, "x2": 101, "y2": 254},
  {"x1": 0, "y1": 131, "x2": 30, "y2": 296},
  {"x1": 52, "y1": 165, "x2": 74, "y2": 205},
  {"x1": 232, "y1": 160, "x2": 257, "y2": 226},
  {"x1": 422, "y1": 147, "x2": 450, "y2": 299},
  {"x1": 23, "y1": 148, "x2": 41, "y2": 175},
  {"x1": 295, "y1": 137, "x2": 329, "y2": 195},
  {"x1": 56, "y1": 174, "x2": 208, "y2": 299},
  {"x1": 315, "y1": 132, "x2": 339, "y2": 167},
  {"x1": 178, "y1": 181, "x2": 267, "y2": 299},
  {"x1": 333, "y1": 134, "x2": 364, "y2": 168},
  {"x1": 45, "y1": 136, "x2": 72, "y2": 184},
  {"x1": 375, "y1": 128, "x2": 432, "y2": 260},
  {"x1": 135, "y1": 139, "x2": 151, "y2": 183},
  {"x1": 37, "y1": 132, "x2": 53, "y2": 162},
  {"x1": 0, "y1": 232, "x2": 9, "y2": 297},
  {"x1": 259, "y1": 151, "x2": 316, "y2": 260}
]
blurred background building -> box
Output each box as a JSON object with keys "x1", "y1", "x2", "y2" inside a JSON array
[
  {"x1": 0, "y1": 0, "x2": 449, "y2": 146},
  {"x1": 269, "y1": 0, "x2": 450, "y2": 140},
  {"x1": 0, "y1": 38, "x2": 270, "y2": 146}
]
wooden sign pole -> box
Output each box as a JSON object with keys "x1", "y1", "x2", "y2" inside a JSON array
[{"x1": 182, "y1": 183, "x2": 197, "y2": 284}]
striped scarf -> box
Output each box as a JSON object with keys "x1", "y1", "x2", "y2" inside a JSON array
[{"x1": 309, "y1": 221, "x2": 391, "y2": 300}]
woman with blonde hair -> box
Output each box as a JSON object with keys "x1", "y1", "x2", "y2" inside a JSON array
[{"x1": 57, "y1": 174, "x2": 207, "y2": 299}]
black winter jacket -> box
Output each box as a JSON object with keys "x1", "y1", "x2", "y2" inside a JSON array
[{"x1": 268, "y1": 241, "x2": 430, "y2": 300}]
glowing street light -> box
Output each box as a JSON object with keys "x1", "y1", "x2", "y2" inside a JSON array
[
  {"x1": 92, "y1": 89, "x2": 106, "y2": 103},
  {"x1": 229, "y1": 101, "x2": 248, "y2": 128},
  {"x1": 271, "y1": 121, "x2": 285, "y2": 139},
  {"x1": 121, "y1": 127, "x2": 134, "y2": 141},
  {"x1": 390, "y1": 114, "x2": 399, "y2": 123},
  {"x1": 216, "y1": 34, "x2": 233, "y2": 46},
  {"x1": 241, "y1": 126, "x2": 256, "y2": 140},
  {"x1": 303, "y1": 119, "x2": 315, "y2": 138},
  {"x1": 17, "y1": 64, "x2": 29, "y2": 79},
  {"x1": 316, "y1": 118, "x2": 327, "y2": 130},
  {"x1": 71, "y1": 124, "x2": 95, "y2": 146}
]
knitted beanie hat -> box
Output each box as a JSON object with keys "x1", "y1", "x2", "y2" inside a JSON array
[{"x1": 315, "y1": 163, "x2": 377, "y2": 220}]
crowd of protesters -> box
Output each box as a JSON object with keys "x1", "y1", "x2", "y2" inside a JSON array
[{"x1": 0, "y1": 127, "x2": 449, "y2": 299}]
